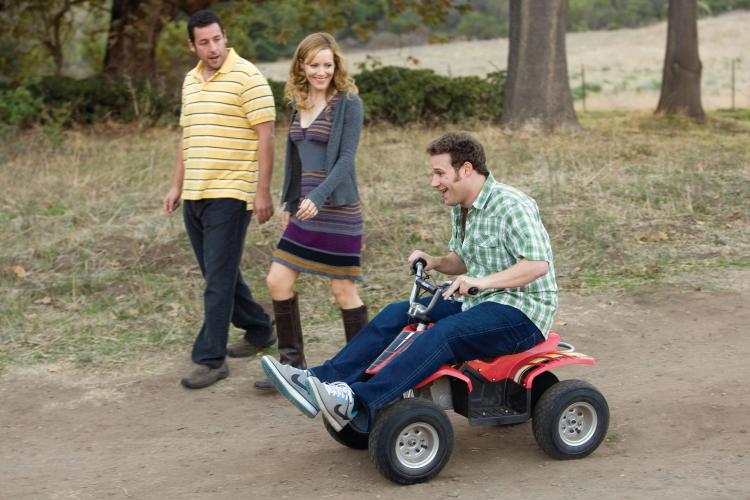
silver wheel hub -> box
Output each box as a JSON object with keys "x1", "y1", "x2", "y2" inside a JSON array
[
  {"x1": 395, "y1": 422, "x2": 439, "y2": 469},
  {"x1": 558, "y1": 401, "x2": 598, "y2": 446}
]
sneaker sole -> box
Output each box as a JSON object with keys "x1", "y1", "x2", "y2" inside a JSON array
[
  {"x1": 261, "y1": 358, "x2": 318, "y2": 418},
  {"x1": 306, "y1": 378, "x2": 345, "y2": 432}
]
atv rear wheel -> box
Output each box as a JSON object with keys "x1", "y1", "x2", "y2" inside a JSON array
[{"x1": 532, "y1": 379, "x2": 609, "y2": 460}]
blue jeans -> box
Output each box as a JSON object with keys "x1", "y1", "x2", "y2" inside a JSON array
[
  {"x1": 310, "y1": 296, "x2": 544, "y2": 418},
  {"x1": 183, "y1": 199, "x2": 272, "y2": 368}
]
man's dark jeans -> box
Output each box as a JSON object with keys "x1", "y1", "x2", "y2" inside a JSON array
[
  {"x1": 310, "y1": 296, "x2": 544, "y2": 418},
  {"x1": 183, "y1": 198, "x2": 271, "y2": 368}
]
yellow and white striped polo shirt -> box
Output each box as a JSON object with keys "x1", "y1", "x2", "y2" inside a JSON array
[{"x1": 179, "y1": 48, "x2": 276, "y2": 207}]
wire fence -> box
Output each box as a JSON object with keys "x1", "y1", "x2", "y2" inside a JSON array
[{"x1": 572, "y1": 58, "x2": 749, "y2": 112}]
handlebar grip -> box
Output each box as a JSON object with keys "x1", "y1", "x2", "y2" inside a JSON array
[
  {"x1": 411, "y1": 258, "x2": 427, "y2": 274},
  {"x1": 467, "y1": 287, "x2": 479, "y2": 296}
]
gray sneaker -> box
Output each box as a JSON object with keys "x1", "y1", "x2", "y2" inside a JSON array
[
  {"x1": 260, "y1": 355, "x2": 318, "y2": 417},
  {"x1": 306, "y1": 377, "x2": 356, "y2": 432}
]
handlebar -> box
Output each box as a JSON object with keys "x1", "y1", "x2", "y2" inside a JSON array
[
  {"x1": 407, "y1": 260, "x2": 479, "y2": 322},
  {"x1": 411, "y1": 258, "x2": 427, "y2": 276}
]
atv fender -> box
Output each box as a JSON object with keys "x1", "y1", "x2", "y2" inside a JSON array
[{"x1": 415, "y1": 365, "x2": 473, "y2": 393}]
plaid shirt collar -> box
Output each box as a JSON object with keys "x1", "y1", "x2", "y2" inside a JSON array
[{"x1": 471, "y1": 173, "x2": 496, "y2": 211}]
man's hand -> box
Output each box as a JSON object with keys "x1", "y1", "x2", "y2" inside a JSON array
[
  {"x1": 253, "y1": 189, "x2": 274, "y2": 224},
  {"x1": 163, "y1": 186, "x2": 181, "y2": 215},
  {"x1": 253, "y1": 121, "x2": 274, "y2": 224},
  {"x1": 408, "y1": 250, "x2": 438, "y2": 271},
  {"x1": 442, "y1": 274, "x2": 484, "y2": 300},
  {"x1": 295, "y1": 198, "x2": 318, "y2": 221}
]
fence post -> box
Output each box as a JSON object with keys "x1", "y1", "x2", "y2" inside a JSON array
[
  {"x1": 731, "y1": 58, "x2": 735, "y2": 111},
  {"x1": 581, "y1": 64, "x2": 586, "y2": 113}
]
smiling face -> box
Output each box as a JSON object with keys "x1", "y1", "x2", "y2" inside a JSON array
[
  {"x1": 189, "y1": 23, "x2": 228, "y2": 72},
  {"x1": 430, "y1": 153, "x2": 468, "y2": 207},
  {"x1": 303, "y1": 48, "x2": 335, "y2": 94}
]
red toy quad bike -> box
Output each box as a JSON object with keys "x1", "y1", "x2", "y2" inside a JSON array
[{"x1": 323, "y1": 260, "x2": 609, "y2": 485}]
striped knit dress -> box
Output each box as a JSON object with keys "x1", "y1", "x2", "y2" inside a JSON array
[{"x1": 271, "y1": 93, "x2": 364, "y2": 281}]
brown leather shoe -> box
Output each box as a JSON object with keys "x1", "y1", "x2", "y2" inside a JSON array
[
  {"x1": 227, "y1": 334, "x2": 276, "y2": 358},
  {"x1": 254, "y1": 376, "x2": 274, "y2": 390},
  {"x1": 180, "y1": 362, "x2": 229, "y2": 389}
]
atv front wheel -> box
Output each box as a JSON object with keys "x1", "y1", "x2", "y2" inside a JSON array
[
  {"x1": 323, "y1": 419, "x2": 369, "y2": 450},
  {"x1": 369, "y1": 398, "x2": 453, "y2": 484}
]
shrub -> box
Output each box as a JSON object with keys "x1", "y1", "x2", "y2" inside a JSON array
[
  {"x1": 0, "y1": 67, "x2": 506, "y2": 128},
  {"x1": 23, "y1": 76, "x2": 179, "y2": 126},
  {"x1": 356, "y1": 65, "x2": 505, "y2": 125},
  {"x1": 268, "y1": 79, "x2": 290, "y2": 122},
  {"x1": 0, "y1": 86, "x2": 43, "y2": 128}
]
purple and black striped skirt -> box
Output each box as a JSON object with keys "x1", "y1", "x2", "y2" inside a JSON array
[{"x1": 272, "y1": 171, "x2": 363, "y2": 281}]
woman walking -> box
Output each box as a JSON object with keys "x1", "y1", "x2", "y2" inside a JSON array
[{"x1": 229, "y1": 33, "x2": 368, "y2": 388}]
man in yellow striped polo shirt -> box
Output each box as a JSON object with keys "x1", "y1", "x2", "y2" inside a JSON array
[{"x1": 162, "y1": 10, "x2": 276, "y2": 389}]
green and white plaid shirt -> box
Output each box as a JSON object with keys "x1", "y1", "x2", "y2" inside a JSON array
[{"x1": 448, "y1": 174, "x2": 558, "y2": 336}]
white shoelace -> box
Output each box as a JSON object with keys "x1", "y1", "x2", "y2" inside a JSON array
[{"x1": 323, "y1": 381, "x2": 354, "y2": 403}]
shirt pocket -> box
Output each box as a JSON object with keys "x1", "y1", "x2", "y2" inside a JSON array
[
  {"x1": 475, "y1": 231, "x2": 500, "y2": 248},
  {"x1": 467, "y1": 229, "x2": 501, "y2": 269}
]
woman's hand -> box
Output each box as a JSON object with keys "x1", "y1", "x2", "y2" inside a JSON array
[{"x1": 296, "y1": 198, "x2": 319, "y2": 221}]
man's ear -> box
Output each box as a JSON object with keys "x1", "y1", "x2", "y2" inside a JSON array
[
  {"x1": 188, "y1": 40, "x2": 196, "y2": 54},
  {"x1": 462, "y1": 161, "x2": 474, "y2": 177}
]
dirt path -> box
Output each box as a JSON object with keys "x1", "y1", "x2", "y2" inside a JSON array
[{"x1": 2, "y1": 269, "x2": 749, "y2": 499}]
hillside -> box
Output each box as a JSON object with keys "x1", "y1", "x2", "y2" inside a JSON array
[{"x1": 257, "y1": 11, "x2": 750, "y2": 110}]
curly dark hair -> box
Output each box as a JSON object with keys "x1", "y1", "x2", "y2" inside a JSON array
[
  {"x1": 188, "y1": 10, "x2": 224, "y2": 43},
  {"x1": 426, "y1": 132, "x2": 489, "y2": 176}
]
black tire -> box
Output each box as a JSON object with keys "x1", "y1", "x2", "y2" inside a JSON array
[
  {"x1": 368, "y1": 398, "x2": 454, "y2": 485},
  {"x1": 530, "y1": 371, "x2": 559, "y2": 412},
  {"x1": 323, "y1": 419, "x2": 369, "y2": 450},
  {"x1": 532, "y1": 379, "x2": 609, "y2": 460}
]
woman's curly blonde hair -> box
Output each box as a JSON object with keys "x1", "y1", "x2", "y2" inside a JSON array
[{"x1": 285, "y1": 32, "x2": 358, "y2": 110}]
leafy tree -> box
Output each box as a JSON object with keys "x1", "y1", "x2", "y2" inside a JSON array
[
  {"x1": 0, "y1": 0, "x2": 102, "y2": 80},
  {"x1": 102, "y1": 0, "x2": 216, "y2": 80},
  {"x1": 453, "y1": 1, "x2": 510, "y2": 40},
  {"x1": 101, "y1": 0, "x2": 463, "y2": 80},
  {"x1": 568, "y1": 0, "x2": 668, "y2": 31}
]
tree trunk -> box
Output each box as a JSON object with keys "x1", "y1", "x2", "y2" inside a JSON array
[
  {"x1": 656, "y1": 0, "x2": 705, "y2": 119},
  {"x1": 500, "y1": 0, "x2": 579, "y2": 132},
  {"x1": 47, "y1": 0, "x2": 71, "y2": 76},
  {"x1": 102, "y1": 0, "x2": 215, "y2": 80}
]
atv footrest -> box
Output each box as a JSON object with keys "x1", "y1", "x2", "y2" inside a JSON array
[
  {"x1": 467, "y1": 406, "x2": 528, "y2": 426},
  {"x1": 451, "y1": 369, "x2": 531, "y2": 427}
]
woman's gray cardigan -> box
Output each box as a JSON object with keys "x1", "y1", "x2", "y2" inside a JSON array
[{"x1": 280, "y1": 93, "x2": 364, "y2": 213}]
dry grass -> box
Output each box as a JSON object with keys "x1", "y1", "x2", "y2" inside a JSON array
[
  {"x1": 258, "y1": 10, "x2": 750, "y2": 110},
  {"x1": 1, "y1": 113, "x2": 748, "y2": 369}
]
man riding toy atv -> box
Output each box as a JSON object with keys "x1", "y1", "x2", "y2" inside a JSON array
[{"x1": 261, "y1": 132, "x2": 608, "y2": 484}]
